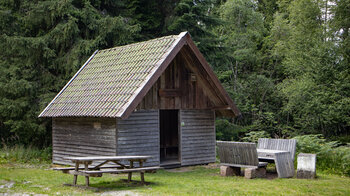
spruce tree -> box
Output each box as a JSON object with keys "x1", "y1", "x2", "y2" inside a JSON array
[{"x1": 0, "y1": 0, "x2": 140, "y2": 146}]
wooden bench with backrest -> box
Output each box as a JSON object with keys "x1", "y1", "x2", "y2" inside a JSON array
[
  {"x1": 257, "y1": 138, "x2": 297, "y2": 162},
  {"x1": 257, "y1": 138, "x2": 297, "y2": 178},
  {"x1": 217, "y1": 141, "x2": 268, "y2": 178}
]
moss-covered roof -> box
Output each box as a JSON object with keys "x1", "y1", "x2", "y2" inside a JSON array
[
  {"x1": 39, "y1": 34, "x2": 182, "y2": 118},
  {"x1": 39, "y1": 32, "x2": 240, "y2": 119}
]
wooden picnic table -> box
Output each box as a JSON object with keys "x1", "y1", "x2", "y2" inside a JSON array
[
  {"x1": 257, "y1": 149, "x2": 294, "y2": 178},
  {"x1": 54, "y1": 156, "x2": 160, "y2": 186}
]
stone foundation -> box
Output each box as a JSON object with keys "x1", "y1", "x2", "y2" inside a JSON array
[
  {"x1": 244, "y1": 167, "x2": 267, "y2": 179},
  {"x1": 220, "y1": 166, "x2": 241, "y2": 176}
]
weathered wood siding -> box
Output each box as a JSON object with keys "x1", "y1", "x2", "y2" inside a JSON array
[
  {"x1": 136, "y1": 47, "x2": 229, "y2": 110},
  {"x1": 52, "y1": 118, "x2": 117, "y2": 165},
  {"x1": 116, "y1": 110, "x2": 160, "y2": 167},
  {"x1": 180, "y1": 110, "x2": 216, "y2": 166}
]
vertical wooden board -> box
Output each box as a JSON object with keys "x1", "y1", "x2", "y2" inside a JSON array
[
  {"x1": 207, "y1": 96, "x2": 213, "y2": 108},
  {"x1": 179, "y1": 49, "x2": 208, "y2": 109},
  {"x1": 142, "y1": 96, "x2": 146, "y2": 109},
  {"x1": 204, "y1": 95, "x2": 209, "y2": 108},
  {"x1": 194, "y1": 82, "x2": 199, "y2": 109},
  {"x1": 192, "y1": 82, "x2": 197, "y2": 108},
  {"x1": 143, "y1": 88, "x2": 149, "y2": 109},
  {"x1": 160, "y1": 72, "x2": 166, "y2": 109},
  {"x1": 157, "y1": 80, "x2": 161, "y2": 107},
  {"x1": 165, "y1": 61, "x2": 171, "y2": 91},
  {"x1": 136, "y1": 103, "x2": 141, "y2": 110},
  {"x1": 174, "y1": 57, "x2": 181, "y2": 109},
  {"x1": 188, "y1": 81, "x2": 194, "y2": 109},
  {"x1": 197, "y1": 84, "x2": 206, "y2": 109},
  {"x1": 137, "y1": 99, "x2": 143, "y2": 110},
  {"x1": 152, "y1": 83, "x2": 158, "y2": 108},
  {"x1": 145, "y1": 85, "x2": 153, "y2": 109},
  {"x1": 180, "y1": 61, "x2": 189, "y2": 108},
  {"x1": 169, "y1": 60, "x2": 174, "y2": 88},
  {"x1": 169, "y1": 62, "x2": 175, "y2": 108},
  {"x1": 139, "y1": 97, "x2": 145, "y2": 109},
  {"x1": 163, "y1": 62, "x2": 170, "y2": 109}
]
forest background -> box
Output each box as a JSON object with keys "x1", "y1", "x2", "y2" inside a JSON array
[{"x1": 0, "y1": 0, "x2": 349, "y2": 147}]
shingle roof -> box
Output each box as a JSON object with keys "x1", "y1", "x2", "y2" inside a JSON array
[
  {"x1": 39, "y1": 32, "x2": 241, "y2": 119},
  {"x1": 39, "y1": 33, "x2": 184, "y2": 118}
]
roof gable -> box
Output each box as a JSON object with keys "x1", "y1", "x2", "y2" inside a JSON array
[{"x1": 39, "y1": 32, "x2": 240, "y2": 119}]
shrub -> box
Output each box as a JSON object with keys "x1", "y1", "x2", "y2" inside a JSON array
[
  {"x1": 241, "y1": 131, "x2": 270, "y2": 143},
  {"x1": 293, "y1": 134, "x2": 350, "y2": 176},
  {"x1": 216, "y1": 119, "x2": 246, "y2": 141}
]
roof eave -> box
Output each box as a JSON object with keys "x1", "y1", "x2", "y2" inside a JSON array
[{"x1": 38, "y1": 50, "x2": 99, "y2": 118}]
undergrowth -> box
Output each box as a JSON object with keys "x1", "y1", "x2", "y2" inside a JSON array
[
  {"x1": 0, "y1": 145, "x2": 51, "y2": 164},
  {"x1": 293, "y1": 134, "x2": 350, "y2": 177}
]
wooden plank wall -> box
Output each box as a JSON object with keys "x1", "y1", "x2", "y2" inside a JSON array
[
  {"x1": 52, "y1": 117, "x2": 117, "y2": 165},
  {"x1": 180, "y1": 110, "x2": 216, "y2": 166},
  {"x1": 116, "y1": 110, "x2": 160, "y2": 167},
  {"x1": 136, "y1": 50, "x2": 220, "y2": 110}
]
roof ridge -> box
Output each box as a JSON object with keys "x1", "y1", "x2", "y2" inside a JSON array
[{"x1": 99, "y1": 34, "x2": 180, "y2": 53}]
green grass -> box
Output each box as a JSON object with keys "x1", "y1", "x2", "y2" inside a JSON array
[
  {"x1": 1, "y1": 164, "x2": 349, "y2": 195},
  {"x1": 0, "y1": 145, "x2": 51, "y2": 164}
]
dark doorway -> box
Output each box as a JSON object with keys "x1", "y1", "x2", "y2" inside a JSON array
[{"x1": 160, "y1": 110, "x2": 179, "y2": 166}]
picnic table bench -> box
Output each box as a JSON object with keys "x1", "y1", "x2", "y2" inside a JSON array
[
  {"x1": 53, "y1": 156, "x2": 161, "y2": 186},
  {"x1": 257, "y1": 138, "x2": 297, "y2": 178},
  {"x1": 217, "y1": 139, "x2": 297, "y2": 178},
  {"x1": 217, "y1": 141, "x2": 268, "y2": 178}
]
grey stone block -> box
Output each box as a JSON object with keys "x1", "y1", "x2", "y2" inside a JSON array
[
  {"x1": 244, "y1": 167, "x2": 266, "y2": 179},
  {"x1": 220, "y1": 166, "x2": 240, "y2": 176},
  {"x1": 297, "y1": 153, "x2": 316, "y2": 179}
]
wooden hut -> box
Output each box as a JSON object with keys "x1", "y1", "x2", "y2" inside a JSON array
[{"x1": 39, "y1": 32, "x2": 240, "y2": 168}]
